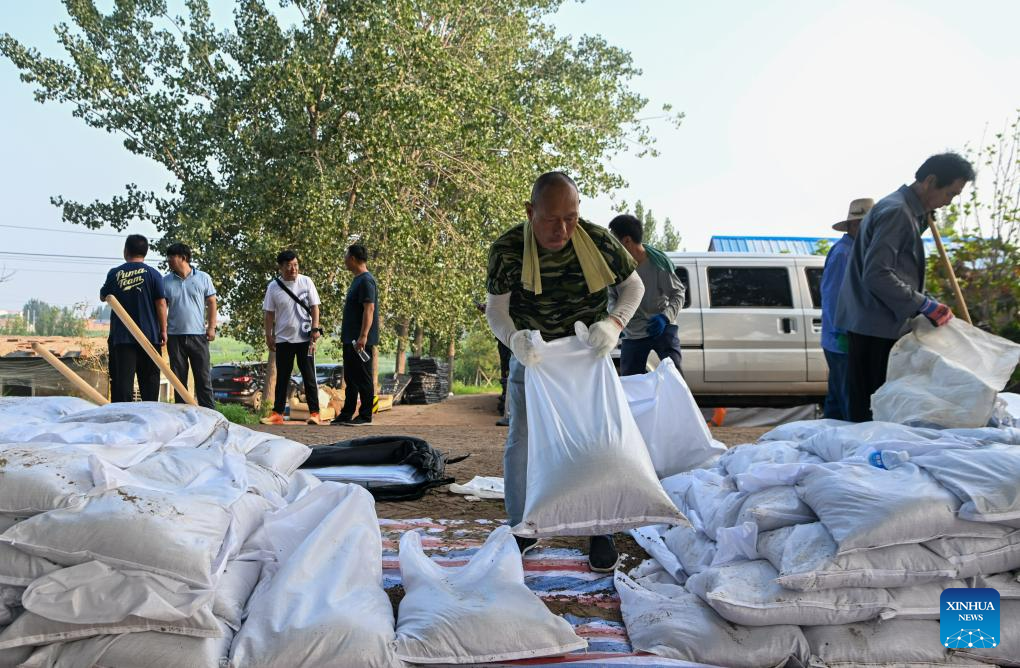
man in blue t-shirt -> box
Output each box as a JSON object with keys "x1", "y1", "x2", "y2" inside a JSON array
[
  {"x1": 99, "y1": 234, "x2": 167, "y2": 402},
  {"x1": 163, "y1": 242, "x2": 218, "y2": 409},
  {"x1": 332, "y1": 244, "x2": 379, "y2": 426}
]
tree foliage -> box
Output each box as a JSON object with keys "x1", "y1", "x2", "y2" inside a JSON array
[
  {"x1": 625, "y1": 200, "x2": 682, "y2": 251},
  {"x1": 2, "y1": 0, "x2": 680, "y2": 353},
  {"x1": 19, "y1": 299, "x2": 88, "y2": 337}
]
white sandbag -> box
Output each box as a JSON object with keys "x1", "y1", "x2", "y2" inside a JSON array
[
  {"x1": 662, "y1": 525, "x2": 716, "y2": 576},
  {"x1": 758, "y1": 522, "x2": 957, "y2": 591},
  {"x1": 882, "y1": 580, "x2": 968, "y2": 620},
  {"x1": 283, "y1": 470, "x2": 322, "y2": 504},
  {"x1": 214, "y1": 560, "x2": 262, "y2": 631},
  {"x1": 244, "y1": 461, "x2": 289, "y2": 502},
  {"x1": 903, "y1": 444, "x2": 1020, "y2": 524},
  {"x1": 712, "y1": 521, "x2": 759, "y2": 566},
  {"x1": 627, "y1": 558, "x2": 683, "y2": 587},
  {"x1": 630, "y1": 524, "x2": 687, "y2": 584},
  {"x1": 0, "y1": 443, "x2": 95, "y2": 515},
  {"x1": 803, "y1": 618, "x2": 989, "y2": 667},
  {"x1": 0, "y1": 646, "x2": 33, "y2": 668},
  {"x1": 685, "y1": 559, "x2": 892, "y2": 626},
  {"x1": 514, "y1": 326, "x2": 685, "y2": 537},
  {"x1": 619, "y1": 358, "x2": 725, "y2": 477},
  {"x1": 923, "y1": 528, "x2": 1020, "y2": 578},
  {"x1": 758, "y1": 418, "x2": 849, "y2": 443},
  {"x1": 21, "y1": 619, "x2": 234, "y2": 668},
  {"x1": 735, "y1": 485, "x2": 816, "y2": 532},
  {"x1": 615, "y1": 571, "x2": 810, "y2": 668},
  {"x1": 1, "y1": 486, "x2": 233, "y2": 588},
  {"x1": 873, "y1": 317, "x2": 1020, "y2": 428},
  {"x1": 1, "y1": 585, "x2": 22, "y2": 626},
  {"x1": 796, "y1": 420, "x2": 959, "y2": 463},
  {"x1": 229, "y1": 483, "x2": 400, "y2": 668},
  {"x1": 970, "y1": 571, "x2": 1020, "y2": 598},
  {"x1": 796, "y1": 461, "x2": 1002, "y2": 553},
  {"x1": 244, "y1": 436, "x2": 310, "y2": 477},
  {"x1": 22, "y1": 561, "x2": 211, "y2": 624},
  {"x1": 954, "y1": 598, "x2": 1020, "y2": 667},
  {"x1": 393, "y1": 525, "x2": 585, "y2": 664},
  {"x1": 667, "y1": 468, "x2": 741, "y2": 539},
  {"x1": 719, "y1": 440, "x2": 822, "y2": 475},
  {"x1": 0, "y1": 540, "x2": 60, "y2": 587},
  {"x1": 0, "y1": 604, "x2": 221, "y2": 651},
  {"x1": 448, "y1": 476, "x2": 505, "y2": 500}
]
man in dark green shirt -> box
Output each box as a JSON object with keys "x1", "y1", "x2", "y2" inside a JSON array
[{"x1": 485, "y1": 171, "x2": 644, "y2": 572}]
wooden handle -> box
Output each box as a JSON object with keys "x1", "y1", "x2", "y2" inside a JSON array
[
  {"x1": 105, "y1": 295, "x2": 198, "y2": 405},
  {"x1": 32, "y1": 343, "x2": 109, "y2": 405},
  {"x1": 926, "y1": 214, "x2": 972, "y2": 325}
]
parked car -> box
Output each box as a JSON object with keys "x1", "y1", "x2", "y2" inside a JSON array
[
  {"x1": 614, "y1": 252, "x2": 827, "y2": 407},
  {"x1": 290, "y1": 363, "x2": 344, "y2": 403},
  {"x1": 212, "y1": 362, "x2": 268, "y2": 411}
]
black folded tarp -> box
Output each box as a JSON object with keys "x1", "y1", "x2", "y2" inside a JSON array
[{"x1": 301, "y1": 435, "x2": 468, "y2": 501}]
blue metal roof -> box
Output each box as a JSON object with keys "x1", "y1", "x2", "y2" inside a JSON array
[{"x1": 708, "y1": 235, "x2": 940, "y2": 254}]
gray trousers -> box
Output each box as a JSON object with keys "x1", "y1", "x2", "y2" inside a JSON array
[{"x1": 504, "y1": 357, "x2": 529, "y2": 526}]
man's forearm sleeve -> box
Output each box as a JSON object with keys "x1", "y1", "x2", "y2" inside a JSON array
[
  {"x1": 608, "y1": 271, "x2": 645, "y2": 327},
  {"x1": 486, "y1": 292, "x2": 516, "y2": 347}
]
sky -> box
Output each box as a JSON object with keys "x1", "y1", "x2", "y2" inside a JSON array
[{"x1": 1, "y1": 0, "x2": 1019, "y2": 312}]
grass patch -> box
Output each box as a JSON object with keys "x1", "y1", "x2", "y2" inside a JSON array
[
  {"x1": 215, "y1": 401, "x2": 260, "y2": 425},
  {"x1": 452, "y1": 381, "x2": 501, "y2": 395}
]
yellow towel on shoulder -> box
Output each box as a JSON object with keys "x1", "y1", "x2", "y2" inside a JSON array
[{"x1": 522, "y1": 221, "x2": 616, "y2": 296}]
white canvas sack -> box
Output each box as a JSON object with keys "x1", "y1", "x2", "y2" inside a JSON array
[
  {"x1": 514, "y1": 325, "x2": 685, "y2": 537},
  {"x1": 0, "y1": 443, "x2": 96, "y2": 515},
  {"x1": 923, "y1": 528, "x2": 1020, "y2": 578},
  {"x1": 902, "y1": 444, "x2": 1020, "y2": 524},
  {"x1": 803, "y1": 618, "x2": 989, "y2": 667},
  {"x1": 393, "y1": 525, "x2": 585, "y2": 664},
  {"x1": 873, "y1": 317, "x2": 1020, "y2": 428},
  {"x1": 615, "y1": 572, "x2": 810, "y2": 668},
  {"x1": 618, "y1": 358, "x2": 725, "y2": 477},
  {"x1": 228, "y1": 482, "x2": 400, "y2": 668}
]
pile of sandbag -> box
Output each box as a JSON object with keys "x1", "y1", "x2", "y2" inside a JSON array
[
  {"x1": 623, "y1": 419, "x2": 1020, "y2": 668},
  {"x1": 0, "y1": 399, "x2": 316, "y2": 668}
]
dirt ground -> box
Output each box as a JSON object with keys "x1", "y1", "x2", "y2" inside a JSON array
[{"x1": 254, "y1": 393, "x2": 768, "y2": 571}]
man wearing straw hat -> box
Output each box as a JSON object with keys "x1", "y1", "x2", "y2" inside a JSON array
[
  {"x1": 819, "y1": 198, "x2": 873, "y2": 420},
  {"x1": 485, "y1": 171, "x2": 645, "y2": 572},
  {"x1": 836, "y1": 153, "x2": 974, "y2": 422}
]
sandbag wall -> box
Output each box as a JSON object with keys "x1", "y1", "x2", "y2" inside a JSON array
[{"x1": 623, "y1": 419, "x2": 1020, "y2": 668}]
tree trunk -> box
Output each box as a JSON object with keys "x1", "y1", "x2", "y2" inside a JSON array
[
  {"x1": 263, "y1": 350, "x2": 277, "y2": 414},
  {"x1": 395, "y1": 318, "x2": 409, "y2": 375},
  {"x1": 446, "y1": 336, "x2": 456, "y2": 390},
  {"x1": 412, "y1": 325, "x2": 424, "y2": 358}
]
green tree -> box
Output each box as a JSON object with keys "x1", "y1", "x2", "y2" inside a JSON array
[
  {"x1": 2, "y1": 0, "x2": 681, "y2": 359},
  {"x1": 625, "y1": 200, "x2": 682, "y2": 251},
  {"x1": 20, "y1": 299, "x2": 87, "y2": 337},
  {"x1": 813, "y1": 238, "x2": 833, "y2": 256},
  {"x1": 0, "y1": 315, "x2": 31, "y2": 336}
]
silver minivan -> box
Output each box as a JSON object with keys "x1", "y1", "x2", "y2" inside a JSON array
[{"x1": 648, "y1": 252, "x2": 826, "y2": 407}]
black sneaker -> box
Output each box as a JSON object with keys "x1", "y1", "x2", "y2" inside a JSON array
[
  {"x1": 330, "y1": 415, "x2": 354, "y2": 426},
  {"x1": 588, "y1": 535, "x2": 620, "y2": 573},
  {"x1": 495, "y1": 416, "x2": 510, "y2": 427},
  {"x1": 343, "y1": 416, "x2": 372, "y2": 426},
  {"x1": 515, "y1": 535, "x2": 539, "y2": 556}
]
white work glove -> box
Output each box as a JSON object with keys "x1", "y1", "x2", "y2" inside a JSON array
[
  {"x1": 509, "y1": 329, "x2": 542, "y2": 367},
  {"x1": 586, "y1": 318, "x2": 623, "y2": 358}
]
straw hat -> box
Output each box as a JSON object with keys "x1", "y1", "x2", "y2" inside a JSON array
[{"x1": 833, "y1": 198, "x2": 875, "y2": 232}]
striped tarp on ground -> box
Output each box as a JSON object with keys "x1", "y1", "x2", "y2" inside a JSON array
[{"x1": 379, "y1": 518, "x2": 716, "y2": 668}]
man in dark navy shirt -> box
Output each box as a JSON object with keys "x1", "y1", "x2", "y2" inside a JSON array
[
  {"x1": 100, "y1": 234, "x2": 168, "y2": 402},
  {"x1": 332, "y1": 244, "x2": 379, "y2": 426}
]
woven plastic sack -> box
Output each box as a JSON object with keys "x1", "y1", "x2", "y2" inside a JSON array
[
  {"x1": 229, "y1": 482, "x2": 399, "y2": 668},
  {"x1": 615, "y1": 572, "x2": 810, "y2": 668},
  {"x1": 923, "y1": 528, "x2": 1020, "y2": 578},
  {"x1": 618, "y1": 358, "x2": 725, "y2": 477},
  {"x1": 803, "y1": 618, "x2": 989, "y2": 667},
  {"x1": 393, "y1": 525, "x2": 585, "y2": 664},
  {"x1": 719, "y1": 440, "x2": 822, "y2": 475},
  {"x1": 955, "y1": 598, "x2": 1020, "y2": 667},
  {"x1": 902, "y1": 444, "x2": 1020, "y2": 524},
  {"x1": 514, "y1": 325, "x2": 685, "y2": 537},
  {"x1": 873, "y1": 317, "x2": 1020, "y2": 428},
  {"x1": 0, "y1": 443, "x2": 97, "y2": 516}
]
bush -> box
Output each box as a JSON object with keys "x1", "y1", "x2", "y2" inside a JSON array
[
  {"x1": 215, "y1": 401, "x2": 260, "y2": 425},
  {"x1": 454, "y1": 329, "x2": 502, "y2": 385}
]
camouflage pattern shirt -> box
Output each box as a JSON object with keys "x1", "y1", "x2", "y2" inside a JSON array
[{"x1": 486, "y1": 220, "x2": 637, "y2": 340}]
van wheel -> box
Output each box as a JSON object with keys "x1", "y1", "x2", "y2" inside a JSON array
[{"x1": 251, "y1": 391, "x2": 263, "y2": 412}]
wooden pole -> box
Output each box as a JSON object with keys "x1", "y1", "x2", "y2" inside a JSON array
[
  {"x1": 105, "y1": 295, "x2": 198, "y2": 405},
  {"x1": 32, "y1": 343, "x2": 109, "y2": 405},
  {"x1": 926, "y1": 213, "x2": 972, "y2": 324}
]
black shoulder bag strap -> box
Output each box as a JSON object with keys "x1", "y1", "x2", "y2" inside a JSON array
[{"x1": 274, "y1": 277, "x2": 312, "y2": 315}]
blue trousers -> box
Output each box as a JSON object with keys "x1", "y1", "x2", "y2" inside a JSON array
[
  {"x1": 620, "y1": 325, "x2": 683, "y2": 376},
  {"x1": 823, "y1": 348, "x2": 850, "y2": 421}
]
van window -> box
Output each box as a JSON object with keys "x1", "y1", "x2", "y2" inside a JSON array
[
  {"x1": 675, "y1": 266, "x2": 692, "y2": 309},
  {"x1": 708, "y1": 267, "x2": 793, "y2": 308},
  {"x1": 805, "y1": 267, "x2": 823, "y2": 309}
]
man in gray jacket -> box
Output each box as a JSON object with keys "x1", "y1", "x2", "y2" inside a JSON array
[
  {"x1": 836, "y1": 152, "x2": 974, "y2": 422},
  {"x1": 608, "y1": 214, "x2": 686, "y2": 376}
]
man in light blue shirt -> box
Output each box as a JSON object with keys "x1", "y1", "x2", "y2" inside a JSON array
[
  {"x1": 820, "y1": 198, "x2": 872, "y2": 420},
  {"x1": 163, "y1": 242, "x2": 218, "y2": 408}
]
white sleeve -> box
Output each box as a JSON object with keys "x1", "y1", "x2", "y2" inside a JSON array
[
  {"x1": 262, "y1": 283, "x2": 275, "y2": 312},
  {"x1": 305, "y1": 276, "x2": 321, "y2": 306},
  {"x1": 608, "y1": 271, "x2": 644, "y2": 327},
  {"x1": 486, "y1": 292, "x2": 517, "y2": 347}
]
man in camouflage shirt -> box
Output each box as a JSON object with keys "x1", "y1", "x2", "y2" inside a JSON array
[{"x1": 485, "y1": 171, "x2": 645, "y2": 572}]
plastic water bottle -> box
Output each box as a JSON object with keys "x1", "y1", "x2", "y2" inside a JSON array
[
  {"x1": 867, "y1": 451, "x2": 887, "y2": 469},
  {"x1": 867, "y1": 450, "x2": 909, "y2": 469},
  {"x1": 351, "y1": 340, "x2": 370, "y2": 363}
]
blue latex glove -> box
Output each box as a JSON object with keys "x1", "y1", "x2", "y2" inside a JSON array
[{"x1": 646, "y1": 314, "x2": 668, "y2": 338}]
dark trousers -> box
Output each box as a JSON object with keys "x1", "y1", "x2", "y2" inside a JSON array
[
  {"x1": 340, "y1": 343, "x2": 374, "y2": 420},
  {"x1": 274, "y1": 341, "x2": 319, "y2": 414},
  {"x1": 823, "y1": 349, "x2": 850, "y2": 421},
  {"x1": 620, "y1": 324, "x2": 683, "y2": 376},
  {"x1": 110, "y1": 343, "x2": 160, "y2": 403},
  {"x1": 497, "y1": 340, "x2": 512, "y2": 413},
  {"x1": 167, "y1": 335, "x2": 214, "y2": 409},
  {"x1": 847, "y1": 331, "x2": 898, "y2": 422}
]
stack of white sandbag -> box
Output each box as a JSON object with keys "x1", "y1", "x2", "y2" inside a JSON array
[
  {"x1": 0, "y1": 399, "x2": 314, "y2": 668},
  {"x1": 622, "y1": 419, "x2": 1020, "y2": 668}
]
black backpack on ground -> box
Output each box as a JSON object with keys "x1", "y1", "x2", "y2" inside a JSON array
[{"x1": 301, "y1": 435, "x2": 468, "y2": 501}]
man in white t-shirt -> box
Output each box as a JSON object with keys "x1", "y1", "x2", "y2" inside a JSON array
[{"x1": 262, "y1": 249, "x2": 323, "y2": 424}]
